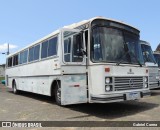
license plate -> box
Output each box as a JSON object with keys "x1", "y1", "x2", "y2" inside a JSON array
[{"x1": 126, "y1": 92, "x2": 140, "y2": 100}]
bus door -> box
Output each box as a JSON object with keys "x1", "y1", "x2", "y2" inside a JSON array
[{"x1": 61, "y1": 28, "x2": 88, "y2": 105}]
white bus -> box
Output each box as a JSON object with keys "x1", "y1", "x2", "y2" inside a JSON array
[
  {"x1": 140, "y1": 40, "x2": 160, "y2": 89},
  {"x1": 153, "y1": 51, "x2": 160, "y2": 82},
  {"x1": 154, "y1": 51, "x2": 160, "y2": 68},
  {"x1": 5, "y1": 17, "x2": 150, "y2": 105}
]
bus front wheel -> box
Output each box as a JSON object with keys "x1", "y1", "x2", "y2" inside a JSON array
[{"x1": 54, "y1": 83, "x2": 61, "y2": 106}]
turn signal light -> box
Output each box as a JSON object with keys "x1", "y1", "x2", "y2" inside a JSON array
[{"x1": 105, "y1": 67, "x2": 110, "y2": 72}]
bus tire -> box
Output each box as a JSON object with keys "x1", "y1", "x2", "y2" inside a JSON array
[
  {"x1": 54, "y1": 83, "x2": 61, "y2": 106},
  {"x1": 13, "y1": 81, "x2": 19, "y2": 94}
]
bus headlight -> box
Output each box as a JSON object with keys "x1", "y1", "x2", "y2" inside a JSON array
[
  {"x1": 144, "y1": 83, "x2": 148, "y2": 88},
  {"x1": 105, "y1": 77, "x2": 112, "y2": 84},
  {"x1": 144, "y1": 77, "x2": 148, "y2": 82},
  {"x1": 105, "y1": 85, "x2": 112, "y2": 91}
]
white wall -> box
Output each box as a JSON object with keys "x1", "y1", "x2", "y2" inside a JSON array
[{"x1": 0, "y1": 65, "x2": 5, "y2": 77}]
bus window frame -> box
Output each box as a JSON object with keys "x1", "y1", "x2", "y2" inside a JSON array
[{"x1": 61, "y1": 28, "x2": 86, "y2": 65}]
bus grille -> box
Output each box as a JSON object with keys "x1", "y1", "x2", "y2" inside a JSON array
[
  {"x1": 114, "y1": 77, "x2": 143, "y2": 91},
  {"x1": 149, "y1": 73, "x2": 159, "y2": 82}
]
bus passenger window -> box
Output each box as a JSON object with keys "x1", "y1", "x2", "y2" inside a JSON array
[
  {"x1": 41, "y1": 41, "x2": 48, "y2": 59},
  {"x1": 20, "y1": 52, "x2": 23, "y2": 64},
  {"x1": 13, "y1": 54, "x2": 19, "y2": 66},
  {"x1": 23, "y1": 50, "x2": 28, "y2": 63},
  {"x1": 48, "y1": 37, "x2": 57, "y2": 57},
  {"x1": 20, "y1": 50, "x2": 28, "y2": 64},
  {"x1": 34, "y1": 44, "x2": 40, "y2": 60},
  {"x1": 8, "y1": 57, "x2": 13, "y2": 67},
  {"x1": 29, "y1": 47, "x2": 34, "y2": 62}
]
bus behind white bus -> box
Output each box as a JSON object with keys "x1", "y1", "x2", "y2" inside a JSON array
[
  {"x1": 154, "y1": 51, "x2": 160, "y2": 68},
  {"x1": 153, "y1": 51, "x2": 160, "y2": 84},
  {"x1": 5, "y1": 17, "x2": 150, "y2": 105},
  {"x1": 140, "y1": 40, "x2": 160, "y2": 89}
]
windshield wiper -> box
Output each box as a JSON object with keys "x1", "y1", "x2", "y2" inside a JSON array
[
  {"x1": 117, "y1": 42, "x2": 142, "y2": 67},
  {"x1": 117, "y1": 51, "x2": 142, "y2": 67},
  {"x1": 129, "y1": 51, "x2": 142, "y2": 67},
  {"x1": 116, "y1": 50, "x2": 130, "y2": 66},
  {"x1": 116, "y1": 41, "x2": 131, "y2": 66}
]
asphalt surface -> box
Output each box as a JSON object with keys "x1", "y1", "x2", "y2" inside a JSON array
[{"x1": 0, "y1": 84, "x2": 160, "y2": 129}]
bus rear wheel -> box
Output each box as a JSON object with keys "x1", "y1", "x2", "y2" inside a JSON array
[{"x1": 54, "y1": 84, "x2": 61, "y2": 106}]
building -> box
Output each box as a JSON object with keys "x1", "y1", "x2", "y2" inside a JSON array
[
  {"x1": 156, "y1": 43, "x2": 160, "y2": 51},
  {"x1": 0, "y1": 64, "x2": 5, "y2": 77}
]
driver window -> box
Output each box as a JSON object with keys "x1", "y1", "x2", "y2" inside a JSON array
[
  {"x1": 64, "y1": 37, "x2": 71, "y2": 62},
  {"x1": 63, "y1": 32, "x2": 84, "y2": 63},
  {"x1": 72, "y1": 34, "x2": 83, "y2": 62}
]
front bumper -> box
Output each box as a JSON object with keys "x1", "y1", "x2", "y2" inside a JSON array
[
  {"x1": 149, "y1": 82, "x2": 160, "y2": 89},
  {"x1": 90, "y1": 90, "x2": 150, "y2": 103}
]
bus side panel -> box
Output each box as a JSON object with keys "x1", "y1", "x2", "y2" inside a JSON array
[
  {"x1": 18, "y1": 76, "x2": 52, "y2": 96},
  {"x1": 61, "y1": 75, "x2": 87, "y2": 105},
  {"x1": 18, "y1": 78, "x2": 25, "y2": 91},
  {"x1": 8, "y1": 77, "x2": 13, "y2": 89}
]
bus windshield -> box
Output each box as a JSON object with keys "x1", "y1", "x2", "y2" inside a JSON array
[
  {"x1": 91, "y1": 26, "x2": 144, "y2": 65},
  {"x1": 141, "y1": 44, "x2": 156, "y2": 63},
  {"x1": 154, "y1": 53, "x2": 160, "y2": 67}
]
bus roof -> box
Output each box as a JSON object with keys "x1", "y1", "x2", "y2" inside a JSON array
[
  {"x1": 140, "y1": 40, "x2": 151, "y2": 46},
  {"x1": 8, "y1": 16, "x2": 139, "y2": 57},
  {"x1": 153, "y1": 51, "x2": 160, "y2": 54}
]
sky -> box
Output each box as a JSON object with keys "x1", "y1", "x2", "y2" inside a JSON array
[{"x1": 0, "y1": 0, "x2": 160, "y2": 64}]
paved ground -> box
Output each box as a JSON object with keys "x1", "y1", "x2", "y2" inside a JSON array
[{"x1": 0, "y1": 84, "x2": 160, "y2": 129}]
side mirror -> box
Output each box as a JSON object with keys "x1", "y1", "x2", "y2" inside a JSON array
[
  {"x1": 80, "y1": 48, "x2": 87, "y2": 55},
  {"x1": 143, "y1": 51, "x2": 149, "y2": 56}
]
